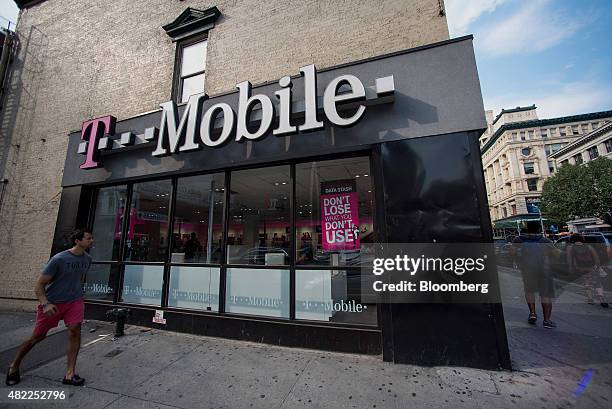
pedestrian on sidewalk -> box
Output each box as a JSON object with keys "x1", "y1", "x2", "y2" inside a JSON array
[
  {"x1": 511, "y1": 221, "x2": 557, "y2": 328},
  {"x1": 5, "y1": 229, "x2": 93, "y2": 387},
  {"x1": 566, "y1": 233, "x2": 609, "y2": 308}
]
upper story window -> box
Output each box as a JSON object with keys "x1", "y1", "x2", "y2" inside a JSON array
[
  {"x1": 605, "y1": 139, "x2": 612, "y2": 153},
  {"x1": 178, "y1": 39, "x2": 208, "y2": 103},
  {"x1": 587, "y1": 146, "x2": 599, "y2": 160},
  {"x1": 163, "y1": 7, "x2": 221, "y2": 103},
  {"x1": 559, "y1": 127, "x2": 567, "y2": 136},
  {"x1": 573, "y1": 153, "x2": 583, "y2": 165}
]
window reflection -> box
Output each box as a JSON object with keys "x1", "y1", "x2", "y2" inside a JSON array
[
  {"x1": 125, "y1": 180, "x2": 171, "y2": 262},
  {"x1": 227, "y1": 166, "x2": 291, "y2": 265},
  {"x1": 90, "y1": 185, "x2": 127, "y2": 261},
  {"x1": 172, "y1": 173, "x2": 225, "y2": 264}
]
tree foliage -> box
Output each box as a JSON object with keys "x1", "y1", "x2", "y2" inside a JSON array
[{"x1": 541, "y1": 157, "x2": 612, "y2": 224}]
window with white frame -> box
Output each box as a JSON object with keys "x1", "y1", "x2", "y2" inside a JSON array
[{"x1": 178, "y1": 39, "x2": 208, "y2": 103}]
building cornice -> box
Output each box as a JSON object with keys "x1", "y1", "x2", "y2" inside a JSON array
[
  {"x1": 491, "y1": 104, "x2": 536, "y2": 126},
  {"x1": 549, "y1": 121, "x2": 612, "y2": 159},
  {"x1": 481, "y1": 110, "x2": 612, "y2": 155}
]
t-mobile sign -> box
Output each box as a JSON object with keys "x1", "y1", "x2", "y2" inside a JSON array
[{"x1": 320, "y1": 180, "x2": 360, "y2": 251}]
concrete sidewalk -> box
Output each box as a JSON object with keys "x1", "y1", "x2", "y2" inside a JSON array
[{"x1": 0, "y1": 267, "x2": 610, "y2": 409}]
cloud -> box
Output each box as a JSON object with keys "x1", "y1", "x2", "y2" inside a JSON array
[
  {"x1": 445, "y1": 0, "x2": 507, "y2": 36},
  {"x1": 484, "y1": 82, "x2": 612, "y2": 119},
  {"x1": 477, "y1": 0, "x2": 590, "y2": 56}
]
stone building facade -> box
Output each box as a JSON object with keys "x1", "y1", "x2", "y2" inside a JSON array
[
  {"x1": 550, "y1": 121, "x2": 612, "y2": 166},
  {"x1": 480, "y1": 105, "x2": 612, "y2": 223},
  {"x1": 0, "y1": 0, "x2": 449, "y2": 306}
]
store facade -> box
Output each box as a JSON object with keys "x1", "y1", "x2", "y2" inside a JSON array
[{"x1": 53, "y1": 34, "x2": 509, "y2": 369}]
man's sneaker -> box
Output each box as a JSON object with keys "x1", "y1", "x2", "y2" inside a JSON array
[
  {"x1": 527, "y1": 313, "x2": 537, "y2": 325},
  {"x1": 543, "y1": 320, "x2": 557, "y2": 329}
]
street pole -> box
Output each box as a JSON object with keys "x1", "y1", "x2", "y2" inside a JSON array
[{"x1": 538, "y1": 207, "x2": 545, "y2": 236}]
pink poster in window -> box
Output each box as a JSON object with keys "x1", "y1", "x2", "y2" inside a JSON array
[{"x1": 320, "y1": 180, "x2": 360, "y2": 251}]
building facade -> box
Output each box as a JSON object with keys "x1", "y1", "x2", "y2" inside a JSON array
[
  {"x1": 0, "y1": 0, "x2": 511, "y2": 369},
  {"x1": 480, "y1": 105, "x2": 612, "y2": 225},
  {"x1": 550, "y1": 121, "x2": 612, "y2": 166}
]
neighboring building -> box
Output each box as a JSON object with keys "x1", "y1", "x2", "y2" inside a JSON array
[
  {"x1": 550, "y1": 120, "x2": 612, "y2": 166},
  {"x1": 0, "y1": 0, "x2": 511, "y2": 369},
  {"x1": 480, "y1": 105, "x2": 612, "y2": 225}
]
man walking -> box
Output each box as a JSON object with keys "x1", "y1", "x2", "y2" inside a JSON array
[
  {"x1": 512, "y1": 221, "x2": 557, "y2": 328},
  {"x1": 5, "y1": 229, "x2": 93, "y2": 386}
]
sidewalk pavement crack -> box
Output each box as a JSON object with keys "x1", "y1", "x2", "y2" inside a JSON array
[
  {"x1": 276, "y1": 356, "x2": 314, "y2": 409},
  {"x1": 100, "y1": 394, "x2": 123, "y2": 409},
  {"x1": 96, "y1": 391, "x2": 189, "y2": 409},
  {"x1": 516, "y1": 346, "x2": 586, "y2": 371},
  {"x1": 489, "y1": 373, "x2": 501, "y2": 395}
]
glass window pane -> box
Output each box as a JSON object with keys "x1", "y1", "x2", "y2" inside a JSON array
[
  {"x1": 172, "y1": 173, "x2": 225, "y2": 264},
  {"x1": 181, "y1": 73, "x2": 205, "y2": 103},
  {"x1": 121, "y1": 264, "x2": 164, "y2": 306},
  {"x1": 168, "y1": 266, "x2": 220, "y2": 311},
  {"x1": 125, "y1": 180, "x2": 171, "y2": 262},
  {"x1": 84, "y1": 264, "x2": 119, "y2": 301},
  {"x1": 90, "y1": 185, "x2": 127, "y2": 261},
  {"x1": 295, "y1": 157, "x2": 374, "y2": 266},
  {"x1": 227, "y1": 166, "x2": 290, "y2": 265},
  {"x1": 296, "y1": 269, "x2": 377, "y2": 325},
  {"x1": 181, "y1": 40, "x2": 207, "y2": 77},
  {"x1": 225, "y1": 268, "x2": 289, "y2": 318}
]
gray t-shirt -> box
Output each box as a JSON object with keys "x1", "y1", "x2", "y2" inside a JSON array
[{"x1": 42, "y1": 250, "x2": 92, "y2": 303}]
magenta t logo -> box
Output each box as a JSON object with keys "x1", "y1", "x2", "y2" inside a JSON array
[{"x1": 80, "y1": 116, "x2": 116, "y2": 169}]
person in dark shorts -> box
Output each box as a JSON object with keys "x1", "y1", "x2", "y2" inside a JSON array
[
  {"x1": 512, "y1": 221, "x2": 557, "y2": 328},
  {"x1": 5, "y1": 229, "x2": 93, "y2": 387},
  {"x1": 567, "y1": 233, "x2": 609, "y2": 308}
]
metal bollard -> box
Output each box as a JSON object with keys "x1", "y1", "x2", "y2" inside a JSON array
[{"x1": 106, "y1": 308, "x2": 131, "y2": 337}]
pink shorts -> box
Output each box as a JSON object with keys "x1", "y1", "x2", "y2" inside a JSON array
[{"x1": 34, "y1": 298, "x2": 84, "y2": 335}]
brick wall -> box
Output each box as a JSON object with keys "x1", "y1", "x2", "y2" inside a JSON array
[{"x1": 0, "y1": 0, "x2": 448, "y2": 301}]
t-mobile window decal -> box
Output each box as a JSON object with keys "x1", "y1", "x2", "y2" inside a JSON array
[{"x1": 320, "y1": 180, "x2": 359, "y2": 251}]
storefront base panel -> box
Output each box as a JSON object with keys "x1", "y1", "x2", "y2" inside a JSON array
[{"x1": 84, "y1": 302, "x2": 382, "y2": 355}]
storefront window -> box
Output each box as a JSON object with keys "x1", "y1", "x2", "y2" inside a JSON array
[
  {"x1": 295, "y1": 157, "x2": 374, "y2": 266},
  {"x1": 124, "y1": 180, "x2": 171, "y2": 262},
  {"x1": 172, "y1": 174, "x2": 225, "y2": 264},
  {"x1": 84, "y1": 264, "x2": 119, "y2": 301},
  {"x1": 121, "y1": 264, "x2": 164, "y2": 306},
  {"x1": 295, "y1": 269, "x2": 376, "y2": 325},
  {"x1": 226, "y1": 166, "x2": 290, "y2": 265},
  {"x1": 225, "y1": 268, "x2": 289, "y2": 318},
  {"x1": 168, "y1": 266, "x2": 220, "y2": 311},
  {"x1": 90, "y1": 185, "x2": 127, "y2": 261}
]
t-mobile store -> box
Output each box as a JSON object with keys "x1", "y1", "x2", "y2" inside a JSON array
[{"x1": 54, "y1": 36, "x2": 510, "y2": 369}]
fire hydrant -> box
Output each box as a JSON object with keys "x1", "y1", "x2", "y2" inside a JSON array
[{"x1": 106, "y1": 308, "x2": 131, "y2": 337}]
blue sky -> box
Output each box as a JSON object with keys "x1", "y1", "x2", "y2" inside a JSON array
[
  {"x1": 446, "y1": 0, "x2": 612, "y2": 119},
  {"x1": 2, "y1": 0, "x2": 611, "y2": 120},
  {"x1": 0, "y1": 0, "x2": 17, "y2": 29}
]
